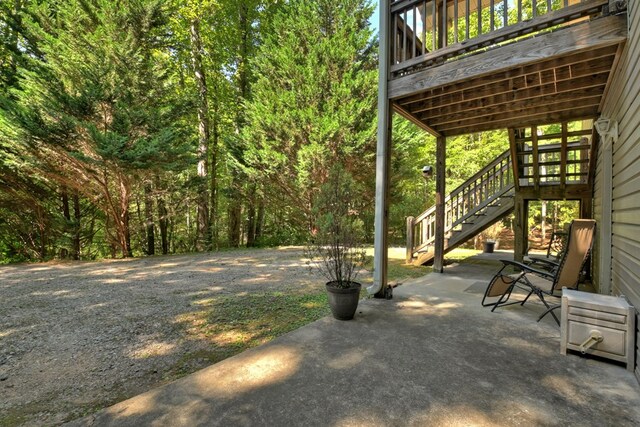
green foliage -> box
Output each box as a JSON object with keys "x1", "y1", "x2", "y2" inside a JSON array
[
  {"x1": 245, "y1": 0, "x2": 377, "y2": 230},
  {"x1": 0, "y1": 0, "x2": 580, "y2": 263}
]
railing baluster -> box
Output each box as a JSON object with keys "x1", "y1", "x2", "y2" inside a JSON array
[
  {"x1": 393, "y1": 14, "x2": 399, "y2": 64},
  {"x1": 532, "y1": 0, "x2": 537, "y2": 18},
  {"x1": 454, "y1": 0, "x2": 458, "y2": 44},
  {"x1": 503, "y1": 0, "x2": 508, "y2": 28},
  {"x1": 432, "y1": 0, "x2": 437, "y2": 51},
  {"x1": 442, "y1": 0, "x2": 448, "y2": 47},
  {"x1": 403, "y1": 9, "x2": 408, "y2": 62},
  {"x1": 490, "y1": 0, "x2": 495, "y2": 32},
  {"x1": 518, "y1": 0, "x2": 522, "y2": 22},
  {"x1": 465, "y1": 0, "x2": 469, "y2": 41},
  {"x1": 422, "y1": 0, "x2": 427, "y2": 55},
  {"x1": 477, "y1": 0, "x2": 482, "y2": 35},
  {"x1": 412, "y1": 5, "x2": 417, "y2": 58},
  {"x1": 547, "y1": 0, "x2": 552, "y2": 14}
]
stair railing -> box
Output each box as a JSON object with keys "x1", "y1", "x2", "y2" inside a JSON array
[{"x1": 407, "y1": 149, "x2": 513, "y2": 261}]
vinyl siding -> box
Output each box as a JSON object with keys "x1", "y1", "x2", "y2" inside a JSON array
[{"x1": 599, "y1": 2, "x2": 640, "y2": 380}]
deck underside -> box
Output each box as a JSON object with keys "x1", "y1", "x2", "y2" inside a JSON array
[{"x1": 390, "y1": 14, "x2": 628, "y2": 136}]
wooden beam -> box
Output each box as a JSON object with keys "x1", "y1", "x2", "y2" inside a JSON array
[
  {"x1": 392, "y1": 103, "x2": 441, "y2": 137},
  {"x1": 398, "y1": 45, "x2": 617, "y2": 107},
  {"x1": 532, "y1": 126, "x2": 540, "y2": 191},
  {"x1": 389, "y1": 14, "x2": 627, "y2": 99},
  {"x1": 406, "y1": 216, "x2": 415, "y2": 264},
  {"x1": 518, "y1": 184, "x2": 592, "y2": 199},
  {"x1": 424, "y1": 92, "x2": 604, "y2": 127},
  {"x1": 514, "y1": 194, "x2": 527, "y2": 262},
  {"x1": 509, "y1": 129, "x2": 521, "y2": 191},
  {"x1": 560, "y1": 122, "x2": 568, "y2": 190},
  {"x1": 436, "y1": 99, "x2": 601, "y2": 133},
  {"x1": 439, "y1": 106, "x2": 599, "y2": 136},
  {"x1": 433, "y1": 135, "x2": 446, "y2": 273},
  {"x1": 411, "y1": 72, "x2": 610, "y2": 120}
]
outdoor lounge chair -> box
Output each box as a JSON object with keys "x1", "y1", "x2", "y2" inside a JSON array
[
  {"x1": 523, "y1": 229, "x2": 568, "y2": 273},
  {"x1": 481, "y1": 219, "x2": 596, "y2": 325}
]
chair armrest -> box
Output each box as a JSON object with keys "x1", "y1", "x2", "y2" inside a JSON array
[
  {"x1": 499, "y1": 259, "x2": 555, "y2": 279},
  {"x1": 526, "y1": 256, "x2": 559, "y2": 267},
  {"x1": 524, "y1": 256, "x2": 559, "y2": 272}
]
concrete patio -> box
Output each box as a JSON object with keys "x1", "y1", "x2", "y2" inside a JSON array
[{"x1": 71, "y1": 253, "x2": 640, "y2": 426}]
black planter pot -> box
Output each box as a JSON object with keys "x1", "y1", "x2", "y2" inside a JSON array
[
  {"x1": 483, "y1": 241, "x2": 496, "y2": 253},
  {"x1": 325, "y1": 281, "x2": 361, "y2": 320}
]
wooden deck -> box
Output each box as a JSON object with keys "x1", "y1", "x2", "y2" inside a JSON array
[{"x1": 388, "y1": 0, "x2": 627, "y2": 136}]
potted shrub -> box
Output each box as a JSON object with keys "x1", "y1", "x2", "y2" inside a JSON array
[
  {"x1": 306, "y1": 166, "x2": 365, "y2": 321},
  {"x1": 481, "y1": 222, "x2": 504, "y2": 253}
]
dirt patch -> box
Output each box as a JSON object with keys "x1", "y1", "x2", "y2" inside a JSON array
[{"x1": 0, "y1": 247, "x2": 345, "y2": 426}]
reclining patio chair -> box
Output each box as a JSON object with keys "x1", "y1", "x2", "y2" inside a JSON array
[
  {"x1": 523, "y1": 229, "x2": 568, "y2": 273},
  {"x1": 481, "y1": 219, "x2": 596, "y2": 325}
]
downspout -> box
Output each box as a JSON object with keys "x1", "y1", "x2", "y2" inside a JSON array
[
  {"x1": 370, "y1": 0, "x2": 391, "y2": 298},
  {"x1": 594, "y1": 118, "x2": 617, "y2": 295}
]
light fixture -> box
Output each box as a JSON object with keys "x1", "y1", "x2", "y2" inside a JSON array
[
  {"x1": 594, "y1": 117, "x2": 618, "y2": 144},
  {"x1": 421, "y1": 165, "x2": 433, "y2": 179}
]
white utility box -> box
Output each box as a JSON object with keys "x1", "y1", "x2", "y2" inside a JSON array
[{"x1": 560, "y1": 289, "x2": 636, "y2": 372}]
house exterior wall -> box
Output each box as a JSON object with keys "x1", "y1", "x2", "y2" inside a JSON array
[{"x1": 598, "y1": 1, "x2": 640, "y2": 380}]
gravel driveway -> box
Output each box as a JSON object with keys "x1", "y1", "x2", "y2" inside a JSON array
[{"x1": 0, "y1": 248, "x2": 336, "y2": 426}]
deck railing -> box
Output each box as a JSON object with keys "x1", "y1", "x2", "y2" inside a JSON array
[
  {"x1": 390, "y1": 0, "x2": 608, "y2": 78},
  {"x1": 408, "y1": 148, "x2": 513, "y2": 256},
  {"x1": 515, "y1": 128, "x2": 593, "y2": 187}
]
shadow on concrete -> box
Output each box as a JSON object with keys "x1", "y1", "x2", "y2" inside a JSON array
[{"x1": 70, "y1": 255, "x2": 640, "y2": 426}]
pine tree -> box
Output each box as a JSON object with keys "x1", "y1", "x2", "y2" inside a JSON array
[
  {"x1": 2, "y1": 0, "x2": 192, "y2": 258},
  {"x1": 244, "y1": 0, "x2": 377, "y2": 237}
]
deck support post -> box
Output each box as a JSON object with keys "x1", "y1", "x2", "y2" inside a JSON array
[
  {"x1": 514, "y1": 193, "x2": 528, "y2": 262},
  {"x1": 406, "y1": 216, "x2": 415, "y2": 264},
  {"x1": 433, "y1": 135, "x2": 446, "y2": 273},
  {"x1": 371, "y1": 0, "x2": 391, "y2": 298}
]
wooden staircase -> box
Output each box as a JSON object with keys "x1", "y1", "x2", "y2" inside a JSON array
[{"x1": 407, "y1": 149, "x2": 514, "y2": 266}]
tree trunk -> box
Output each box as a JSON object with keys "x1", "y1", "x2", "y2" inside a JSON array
[
  {"x1": 255, "y1": 197, "x2": 265, "y2": 244},
  {"x1": 228, "y1": 3, "x2": 251, "y2": 248},
  {"x1": 144, "y1": 183, "x2": 155, "y2": 255},
  {"x1": 158, "y1": 197, "x2": 168, "y2": 255},
  {"x1": 119, "y1": 176, "x2": 132, "y2": 258},
  {"x1": 190, "y1": 18, "x2": 211, "y2": 251},
  {"x1": 246, "y1": 182, "x2": 258, "y2": 247},
  {"x1": 60, "y1": 187, "x2": 71, "y2": 258},
  {"x1": 209, "y1": 81, "x2": 219, "y2": 249},
  {"x1": 155, "y1": 175, "x2": 169, "y2": 254},
  {"x1": 36, "y1": 205, "x2": 46, "y2": 260},
  {"x1": 72, "y1": 192, "x2": 81, "y2": 260},
  {"x1": 228, "y1": 203, "x2": 241, "y2": 247}
]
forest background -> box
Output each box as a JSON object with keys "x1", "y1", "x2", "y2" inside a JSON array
[{"x1": 0, "y1": 0, "x2": 575, "y2": 263}]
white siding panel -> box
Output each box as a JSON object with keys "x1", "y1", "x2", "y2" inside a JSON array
[
  {"x1": 600, "y1": 2, "x2": 640, "y2": 380},
  {"x1": 612, "y1": 211, "x2": 640, "y2": 226}
]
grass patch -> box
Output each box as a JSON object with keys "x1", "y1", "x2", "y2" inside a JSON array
[
  {"x1": 178, "y1": 291, "x2": 331, "y2": 358},
  {"x1": 362, "y1": 256, "x2": 431, "y2": 284},
  {"x1": 362, "y1": 247, "x2": 483, "y2": 284}
]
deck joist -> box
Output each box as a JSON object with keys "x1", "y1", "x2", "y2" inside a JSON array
[{"x1": 389, "y1": 14, "x2": 628, "y2": 136}]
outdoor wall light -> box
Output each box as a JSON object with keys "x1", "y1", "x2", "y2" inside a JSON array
[
  {"x1": 595, "y1": 117, "x2": 618, "y2": 144},
  {"x1": 422, "y1": 165, "x2": 433, "y2": 179}
]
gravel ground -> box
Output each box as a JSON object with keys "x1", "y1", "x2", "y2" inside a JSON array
[{"x1": 0, "y1": 247, "x2": 341, "y2": 426}]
